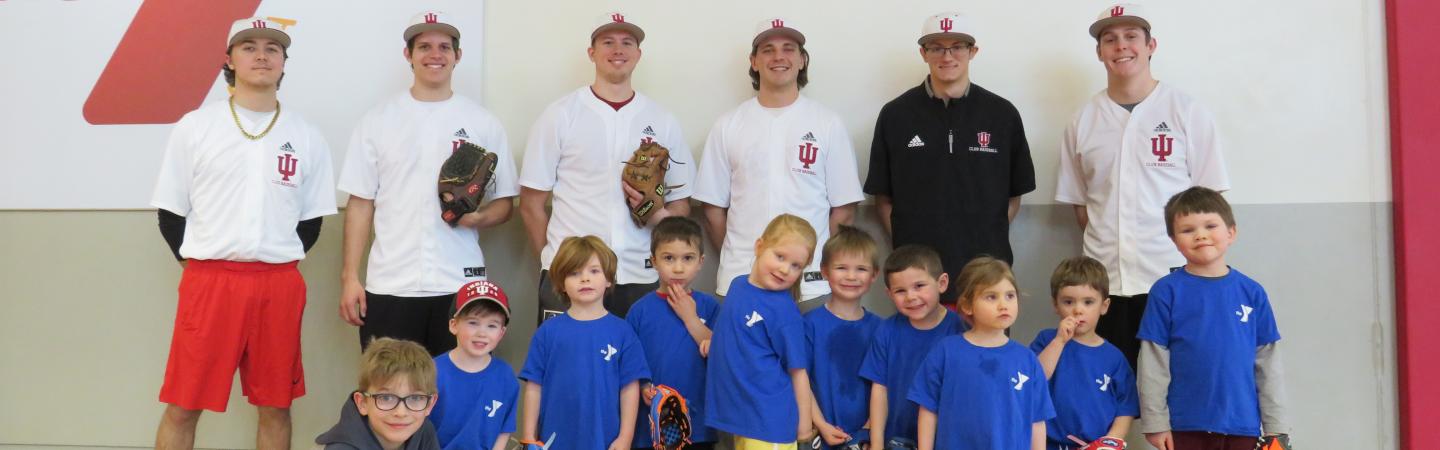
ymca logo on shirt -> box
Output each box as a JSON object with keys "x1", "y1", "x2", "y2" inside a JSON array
[
  {"x1": 1010, "y1": 371, "x2": 1030, "y2": 391},
  {"x1": 1236, "y1": 304, "x2": 1254, "y2": 323},
  {"x1": 601, "y1": 344, "x2": 618, "y2": 361},
  {"x1": 794, "y1": 132, "x2": 820, "y2": 175},
  {"x1": 1096, "y1": 374, "x2": 1112, "y2": 392},
  {"x1": 967, "y1": 131, "x2": 997, "y2": 153},
  {"x1": 273, "y1": 143, "x2": 299, "y2": 188},
  {"x1": 485, "y1": 399, "x2": 503, "y2": 418},
  {"x1": 745, "y1": 311, "x2": 765, "y2": 327}
]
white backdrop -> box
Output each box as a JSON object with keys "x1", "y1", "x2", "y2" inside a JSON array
[{"x1": 0, "y1": 0, "x2": 486, "y2": 209}]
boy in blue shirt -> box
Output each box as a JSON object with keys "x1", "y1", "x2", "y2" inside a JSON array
[
  {"x1": 910, "y1": 257, "x2": 1055, "y2": 450},
  {"x1": 859, "y1": 245, "x2": 964, "y2": 449},
  {"x1": 805, "y1": 226, "x2": 884, "y2": 449},
  {"x1": 1138, "y1": 187, "x2": 1290, "y2": 450},
  {"x1": 521, "y1": 236, "x2": 652, "y2": 450},
  {"x1": 1030, "y1": 257, "x2": 1137, "y2": 450},
  {"x1": 626, "y1": 217, "x2": 720, "y2": 449},
  {"x1": 430, "y1": 280, "x2": 520, "y2": 450}
]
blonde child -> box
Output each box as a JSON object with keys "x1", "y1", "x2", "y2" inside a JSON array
[
  {"x1": 910, "y1": 257, "x2": 1054, "y2": 450},
  {"x1": 806, "y1": 225, "x2": 884, "y2": 449},
  {"x1": 704, "y1": 214, "x2": 817, "y2": 449},
  {"x1": 520, "y1": 236, "x2": 652, "y2": 450}
]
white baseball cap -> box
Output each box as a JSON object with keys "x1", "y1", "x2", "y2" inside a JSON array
[
  {"x1": 918, "y1": 12, "x2": 975, "y2": 46},
  {"x1": 1089, "y1": 3, "x2": 1151, "y2": 38},
  {"x1": 592, "y1": 11, "x2": 645, "y2": 44},
  {"x1": 753, "y1": 17, "x2": 805, "y2": 47},
  {"x1": 228, "y1": 17, "x2": 291, "y2": 49},
  {"x1": 404, "y1": 10, "x2": 461, "y2": 42}
]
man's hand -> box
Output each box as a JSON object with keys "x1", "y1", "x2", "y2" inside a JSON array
[
  {"x1": 1144, "y1": 431, "x2": 1173, "y2": 450},
  {"x1": 339, "y1": 277, "x2": 367, "y2": 326}
]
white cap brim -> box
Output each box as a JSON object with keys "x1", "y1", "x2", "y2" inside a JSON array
[
  {"x1": 753, "y1": 27, "x2": 805, "y2": 47},
  {"x1": 591, "y1": 22, "x2": 645, "y2": 43},
  {"x1": 1089, "y1": 16, "x2": 1150, "y2": 38},
  {"x1": 405, "y1": 23, "x2": 461, "y2": 42},
  {"x1": 918, "y1": 32, "x2": 975, "y2": 46}
]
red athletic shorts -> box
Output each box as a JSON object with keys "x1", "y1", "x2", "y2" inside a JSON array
[{"x1": 159, "y1": 260, "x2": 307, "y2": 411}]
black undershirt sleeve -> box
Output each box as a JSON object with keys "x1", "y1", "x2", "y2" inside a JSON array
[
  {"x1": 297, "y1": 217, "x2": 322, "y2": 253},
  {"x1": 158, "y1": 211, "x2": 322, "y2": 260},
  {"x1": 157, "y1": 209, "x2": 186, "y2": 262}
]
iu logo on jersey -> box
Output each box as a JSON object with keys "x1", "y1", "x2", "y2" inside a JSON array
[
  {"x1": 797, "y1": 142, "x2": 819, "y2": 169},
  {"x1": 277, "y1": 153, "x2": 298, "y2": 182},
  {"x1": 453, "y1": 139, "x2": 467, "y2": 152},
  {"x1": 977, "y1": 131, "x2": 991, "y2": 148},
  {"x1": 1151, "y1": 134, "x2": 1174, "y2": 162}
]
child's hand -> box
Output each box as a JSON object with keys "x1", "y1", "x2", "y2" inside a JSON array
[
  {"x1": 818, "y1": 422, "x2": 851, "y2": 446},
  {"x1": 607, "y1": 437, "x2": 631, "y2": 450},
  {"x1": 798, "y1": 423, "x2": 818, "y2": 444},
  {"x1": 699, "y1": 339, "x2": 711, "y2": 358},
  {"x1": 664, "y1": 282, "x2": 699, "y2": 320},
  {"x1": 1056, "y1": 316, "x2": 1079, "y2": 343},
  {"x1": 642, "y1": 383, "x2": 658, "y2": 406},
  {"x1": 1144, "y1": 431, "x2": 1174, "y2": 450}
]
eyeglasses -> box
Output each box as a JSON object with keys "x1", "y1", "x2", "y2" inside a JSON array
[
  {"x1": 923, "y1": 44, "x2": 972, "y2": 56},
  {"x1": 360, "y1": 392, "x2": 433, "y2": 412}
]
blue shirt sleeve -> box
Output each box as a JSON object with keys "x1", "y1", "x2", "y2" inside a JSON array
[
  {"x1": 905, "y1": 343, "x2": 946, "y2": 413},
  {"x1": 1249, "y1": 284, "x2": 1282, "y2": 346},
  {"x1": 1112, "y1": 355, "x2": 1140, "y2": 417},
  {"x1": 770, "y1": 306, "x2": 810, "y2": 371},
  {"x1": 804, "y1": 314, "x2": 818, "y2": 376},
  {"x1": 1136, "y1": 283, "x2": 1173, "y2": 346},
  {"x1": 519, "y1": 324, "x2": 550, "y2": 384},
  {"x1": 1026, "y1": 354, "x2": 1057, "y2": 423},
  {"x1": 859, "y1": 323, "x2": 890, "y2": 384},
  {"x1": 618, "y1": 327, "x2": 652, "y2": 386}
]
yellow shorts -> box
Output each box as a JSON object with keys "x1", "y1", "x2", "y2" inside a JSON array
[{"x1": 733, "y1": 436, "x2": 798, "y2": 450}]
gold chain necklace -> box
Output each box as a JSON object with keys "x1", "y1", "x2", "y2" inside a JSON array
[{"x1": 229, "y1": 96, "x2": 281, "y2": 141}]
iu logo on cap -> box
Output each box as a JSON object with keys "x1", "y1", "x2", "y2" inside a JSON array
[
  {"x1": 425, "y1": 12, "x2": 438, "y2": 23},
  {"x1": 771, "y1": 19, "x2": 785, "y2": 28},
  {"x1": 612, "y1": 13, "x2": 626, "y2": 23},
  {"x1": 1111, "y1": 6, "x2": 1126, "y2": 17},
  {"x1": 939, "y1": 17, "x2": 953, "y2": 32},
  {"x1": 252, "y1": 19, "x2": 267, "y2": 28}
]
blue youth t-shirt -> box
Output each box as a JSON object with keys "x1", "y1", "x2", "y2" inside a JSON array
[
  {"x1": 626, "y1": 290, "x2": 721, "y2": 446},
  {"x1": 704, "y1": 275, "x2": 810, "y2": 443},
  {"x1": 431, "y1": 354, "x2": 520, "y2": 450},
  {"x1": 1027, "y1": 329, "x2": 1138, "y2": 447},
  {"x1": 1137, "y1": 268, "x2": 1280, "y2": 437},
  {"x1": 519, "y1": 313, "x2": 652, "y2": 450},
  {"x1": 804, "y1": 305, "x2": 882, "y2": 449},
  {"x1": 908, "y1": 336, "x2": 1056, "y2": 450},
  {"x1": 857, "y1": 311, "x2": 963, "y2": 443}
]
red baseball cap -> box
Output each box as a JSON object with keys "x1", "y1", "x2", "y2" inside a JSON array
[{"x1": 453, "y1": 280, "x2": 510, "y2": 319}]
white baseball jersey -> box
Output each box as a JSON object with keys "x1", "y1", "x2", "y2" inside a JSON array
[
  {"x1": 1055, "y1": 82, "x2": 1230, "y2": 296},
  {"x1": 151, "y1": 100, "x2": 337, "y2": 263},
  {"x1": 518, "y1": 87, "x2": 695, "y2": 285},
  {"x1": 337, "y1": 92, "x2": 520, "y2": 296},
  {"x1": 693, "y1": 96, "x2": 865, "y2": 298}
]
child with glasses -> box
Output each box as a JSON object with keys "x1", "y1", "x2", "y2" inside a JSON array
[{"x1": 316, "y1": 337, "x2": 442, "y2": 450}]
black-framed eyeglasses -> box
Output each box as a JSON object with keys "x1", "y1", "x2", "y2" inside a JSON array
[
  {"x1": 923, "y1": 44, "x2": 972, "y2": 56},
  {"x1": 359, "y1": 392, "x2": 433, "y2": 412}
]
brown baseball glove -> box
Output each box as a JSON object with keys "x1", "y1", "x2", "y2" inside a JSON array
[
  {"x1": 438, "y1": 141, "x2": 498, "y2": 225},
  {"x1": 622, "y1": 141, "x2": 683, "y2": 227}
]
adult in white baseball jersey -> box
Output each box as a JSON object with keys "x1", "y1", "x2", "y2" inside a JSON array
[
  {"x1": 865, "y1": 13, "x2": 1036, "y2": 306},
  {"x1": 338, "y1": 11, "x2": 518, "y2": 356},
  {"x1": 1055, "y1": 3, "x2": 1230, "y2": 367},
  {"x1": 693, "y1": 18, "x2": 864, "y2": 305},
  {"x1": 151, "y1": 17, "x2": 336, "y2": 450},
  {"x1": 518, "y1": 11, "x2": 695, "y2": 324}
]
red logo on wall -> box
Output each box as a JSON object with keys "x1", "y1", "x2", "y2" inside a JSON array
[
  {"x1": 277, "y1": 153, "x2": 298, "y2": 181},
  {"x1": 84, "y1": 0, "x2": 266, "y2": 125},
  {"x1": 939, "y1": 18, "x2": 953, "y2": 32},
  {"x1": 1151, "y1": 134, "x2": 1174, "y2": 162},
  {"x1": 977, "y1": 131, "x2": 991, "y2": 148},
  {"x1": 798, "y1": 142, "x2": 818, "y2": 169}
]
